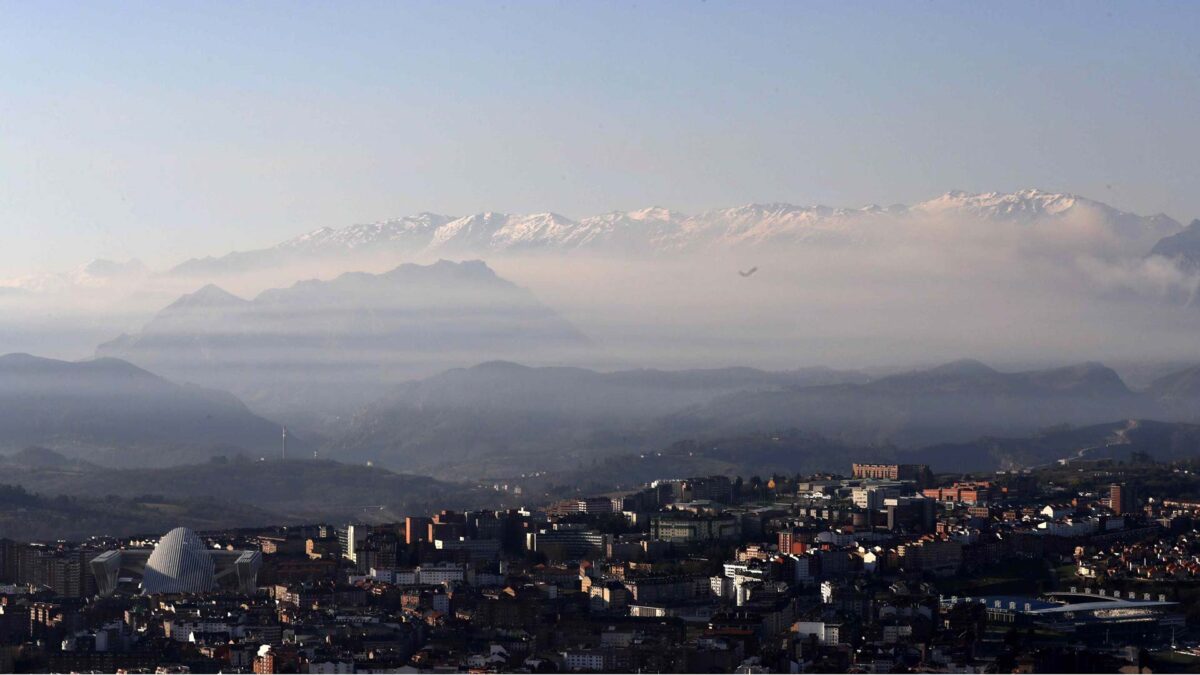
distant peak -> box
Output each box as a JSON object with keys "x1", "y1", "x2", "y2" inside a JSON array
[
  {"x1": 470, "y1": 360, "x2": 532, "y2": 371},
  {"x1": 193, "y1": 283, "x2": 242, "y2": 299},
  {"x1": 0, "y1": 353, "x2": 149, "y2": 377},
  {"x1": 925, "y1": 358, "x2": 998, "y2": 377},
  {"x1": 384, "y1": 258, "x2": 497, "y2": 279},
  {"x1": 0, "y1": 352, "x2": 47, "y2": 365},
  {"x1": 629, "y1": 206, "x2": 681, "y2": 220},
  {"x1": 81, "y1": 258, "x2": 147, "y2": 278},
  {"x1": 1054, "y1": 361, "x2": 1117, "y2": 376},
  {"x1": 166, "y1": 283, "x2": 246, "y2": 310},
  {"x1": 1015, "y1": 187, "x2": 1054, "y2": 197}
]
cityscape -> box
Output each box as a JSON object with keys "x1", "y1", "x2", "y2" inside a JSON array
[
  {"x1": 2, "y1": 457, "x2": 1200, "y2": 672},
  {"x1": 5, "y1": 1, "x2": 1200, "y2": 673}
]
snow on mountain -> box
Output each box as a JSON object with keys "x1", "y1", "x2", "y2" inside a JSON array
[
  {"x1": 294, "y1": 189, "x2": 1178, "y2": 256},
  {"x1": 568, "y1": 207, "x2": 688, "y2": 250},
  {"x1": 911, "y1": 189, "x2": 1180, "y2": 246},
  {"x1": 279, "y1": 213, "x2": 454, "y2": 251},
  {"x1": 2, "y1": 189, "x2": 1180, "y2": 292},
  {"x1": 429, "y1": 212, "x2": 579, "y2": 252},
  {"x1": 675, "y1": 203, "x2": 894, "y2": 248},
  {"x1": 156, "y1": 189, "x2": 1185, "y2": 277},
  {"x1": 493, "y1": 212, "x2": 579, "y2": 249},
  {"x1": 913, "y1": 189, "x2": 1083, "y2": 219}
]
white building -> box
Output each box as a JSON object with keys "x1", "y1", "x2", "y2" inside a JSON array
[
  {"x1": 793, "y1": 621, "x2": 841, "y2": 646},
  {"x1": 367, "y1": 562, "x2": 465, "y2": 587},
  {"x1": 562, "y1": 649, "x2": 605, "y2": 672},
  {"x1": 1037, "y1": 518, "x2": 1099, "y2": 537}
]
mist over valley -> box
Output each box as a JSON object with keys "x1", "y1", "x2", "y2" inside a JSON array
[{"x1": 4, "y1": 188, "x2": 1200, "y2": 521}]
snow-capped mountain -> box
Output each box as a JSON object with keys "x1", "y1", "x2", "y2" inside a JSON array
[
  {"x1": 0, "y1": 189, "x2": 1180, "y2": 291},
  {"x1": 913, "y1": 189, "x2": 1180, "y2": 246},
  {"x1": 671, "y1": 202, "x2": 903, "y2": 248},
  {"x1": 155, "y1": 188, "x2": 1186, "y2": 277},
  {"x1": 279, "y1": 213, "x2": 454, "y2": 252},
  {"x1": 570, "y1": 207, "x2": 687, "y2": 249},
  {"x1": 430, "y1": 212, "x2": 579, "y2": 252}
]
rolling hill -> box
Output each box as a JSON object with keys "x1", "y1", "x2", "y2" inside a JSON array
[
  {"x1": 326, "y1": 360, "x2": 867, "y2": 477},
  {"x1": 0, "y1": 353, "x2": 291, "y2": 467}
]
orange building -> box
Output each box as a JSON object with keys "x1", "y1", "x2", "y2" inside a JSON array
[
  {"x1": 851, "y1": 463, "x2": 929, "y2": 483},
  {"x1": 922, "y1": 481, "x2": 997, "y2": 505}
]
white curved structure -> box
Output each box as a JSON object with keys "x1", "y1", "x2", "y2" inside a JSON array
[
  {"x1": 90, "y1": 526, "x2": 262, "y2": 597},
  {"x1": 142, "y1": 527, "x2": 217, "y2": 594}
]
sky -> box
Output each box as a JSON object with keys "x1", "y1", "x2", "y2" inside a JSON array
[{"x1": 2, "y1": 0, "x2": 1199, "y2": 274}]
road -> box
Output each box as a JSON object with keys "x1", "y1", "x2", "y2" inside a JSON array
[{"x1": 1056, "y1": 419, "x2": 1140, "y2": 467}]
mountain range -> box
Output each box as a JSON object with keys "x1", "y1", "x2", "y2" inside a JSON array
[
  {"x1": 6, "y1": 347, "x2": 1200, "y2": 487},
  {"x1": 328, "y1": 360, "x2": 868, "y2": 477},
  {"x1": 97, "y1": 260, "x2": 591, "y2": 429},
  {"x1": 324, "y1": 357, "x2": 1200, "y2": 479},
  {"x1": 665, "y1": 359, "x2": 1153, "y2": 447},
  {"x1": 165, "y1": 189, "x2": 1186, "y2": 277}
]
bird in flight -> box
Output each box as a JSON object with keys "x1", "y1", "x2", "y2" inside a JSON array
[{"x1": 738, "y1": 266, "x2": 758, "y2": 278}]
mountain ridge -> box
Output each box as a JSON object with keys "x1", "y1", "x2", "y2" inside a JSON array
[
  {"x1": 1148, "y1": 218, "x2": 1200, "y2": 270},
  {"x1": 161, "y1": 189, "x2": 1186, "y2": 277},
  {"x1": 0, "y1": 353, "x2": 292, "y2": 467},
  {"x1": 325, "y1": 357, "x2": 1169, "y2": 478},
  {"x1": 97, "y1": 260, "x2": 592, "y2": 431}
]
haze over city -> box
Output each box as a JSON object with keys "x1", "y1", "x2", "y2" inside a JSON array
[{"x1": 3, "y1": 2, "x2": 1200, "y2": 673}]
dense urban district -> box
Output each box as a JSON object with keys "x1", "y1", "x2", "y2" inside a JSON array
[{"x1": 4, "y1": 457, "x2": 1200, "y2": 674}]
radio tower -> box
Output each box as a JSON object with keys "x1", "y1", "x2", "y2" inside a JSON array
[{"x1": 281, "y1": 426, "x2": 288, "y2": 460}]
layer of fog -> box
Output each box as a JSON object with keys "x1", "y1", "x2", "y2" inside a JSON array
[
  {"x1": 1, "y1": 206, "x2": 1199, "y2": 386},
  {"x1": 493, "y1": 214, "x2": 1200, "y2": 374}
]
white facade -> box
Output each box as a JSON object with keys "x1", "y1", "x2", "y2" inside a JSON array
[
  {"x1": 368, "y1": 563, "x2": 464, "y2": 587},
  {"x1": 143, "y1": 528, "x2": 216, "y2": 595},
  {"x1": 562, "y1": 650, "x2": 605, "y2": 671}
]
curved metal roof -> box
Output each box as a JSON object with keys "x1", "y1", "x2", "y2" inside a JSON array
[{"x1": 142, "y1": 527, "x2": 216, "y2": 595}]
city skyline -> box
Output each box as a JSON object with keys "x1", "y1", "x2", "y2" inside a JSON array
[{"x1": 2, "y1": 4, "x2": 1200, "y2": 670}]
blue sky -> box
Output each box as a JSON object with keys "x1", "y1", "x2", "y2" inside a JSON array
[{"x1": 2, "y1": 0, "x2": 1198, "y2": 272}]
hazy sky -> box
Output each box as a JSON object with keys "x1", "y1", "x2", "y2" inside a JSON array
[{"x1": 2, "y1": 0, "x2": 1199, "y2": 273}]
